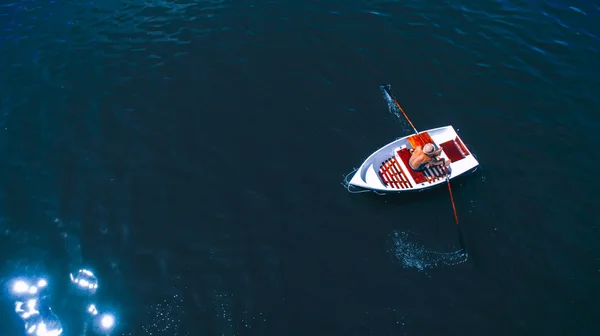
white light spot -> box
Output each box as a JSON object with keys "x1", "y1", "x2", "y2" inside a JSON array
[
  {"x1": 100, "y1": 314, "x2": 115, "y2": 329},
  {"x1": 28, "y1": 286, "x2": 38, "y2": 294},
  {"x1": 12, "y1": 280, "x2": 30, "y2": 294},
  {"x1": 70, "y1": 269, "x2": 98, "y2": 294},
  {"x1": 27, "y1": 324, "x2": 37, "y2": 334},
  {"x1": 37, "y1": 279, "x2": 48, "y2": 288},
  {"x1": 27, "y1": 299, "x2": 37, "y2": 310},
  {"x1": 33, "y1": 321, "x2": 63, "y2": 336},
  {"x1": 87, "y1": 304, "x2": 98, "y2": 316}
]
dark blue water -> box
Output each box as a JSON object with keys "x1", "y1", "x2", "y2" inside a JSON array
[{"x1": 1, "y1": 0, "x2": 599, "y2": 335}]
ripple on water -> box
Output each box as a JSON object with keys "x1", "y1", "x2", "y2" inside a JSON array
[{"x1": 390, "y1": 231, "x2": 467, "y2": 271}]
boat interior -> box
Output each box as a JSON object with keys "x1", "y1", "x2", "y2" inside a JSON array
[{"x1": 377, "y1": 130, "x2": 472, "y2": 190}]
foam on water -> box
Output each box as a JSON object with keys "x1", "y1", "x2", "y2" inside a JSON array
[
  {"x1": 390, "y1": 231, "x2": 468, "y2": 271},
  {"x1": 380, "y1": 84, "x2": 413, "y2": 135}
]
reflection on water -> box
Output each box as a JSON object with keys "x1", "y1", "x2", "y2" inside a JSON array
[
  {"x1": 70, "y1": 269, "x2": 99, "y2": 295},
  {"x1": 7, "y1": 269, "x2": 116, "y2": 335}
]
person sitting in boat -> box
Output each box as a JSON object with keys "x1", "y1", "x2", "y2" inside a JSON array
[{"x1": 408, "y1": 143, "x2": 450, "y2": 171}]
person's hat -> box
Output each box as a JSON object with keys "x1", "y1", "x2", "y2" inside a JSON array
[{"x1": 423, "y1": 143, "x2": 435, "y2": 154}]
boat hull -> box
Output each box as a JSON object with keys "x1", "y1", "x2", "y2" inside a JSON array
[{"x1": 347, "y1": 126, "x2": 479, "y2": 193}]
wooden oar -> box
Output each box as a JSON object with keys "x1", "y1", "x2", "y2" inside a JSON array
[
  {"x1": 446, "y1": 174, "x2": 466, "y2": 250},
  {"x1": 382, "y1": 85, "x2": 466, "y2": 251},
  {"x1": 445, "y1": 175, "x2": 460, "y2": 225}
]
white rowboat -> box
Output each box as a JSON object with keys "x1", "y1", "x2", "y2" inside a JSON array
[{"x1": 347, "y1": 125, "x2": 479, "y2": 193}]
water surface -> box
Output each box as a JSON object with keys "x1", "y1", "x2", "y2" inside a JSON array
[{"x1": 0, "y1": 0, "x2": 599, "y2": 335}]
